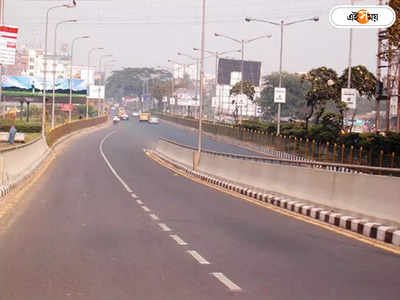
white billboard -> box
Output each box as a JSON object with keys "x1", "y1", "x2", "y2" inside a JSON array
[
  {"x1": 274, "y1": 87, "x2": 286, "y2": 103},
  {"x1": 89, "y1": 85, "x2": 105, "y2": 99},
  {"x1": 341, "y1": 88, "x2": 357, "y2": 109},
  {"x1": 0, "y1": 25, "x2": 19, "y2": 65}
]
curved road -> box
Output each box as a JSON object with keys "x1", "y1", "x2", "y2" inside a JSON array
[{"x1": 0, "y1": 119, "x2": 399, "y2": 300}]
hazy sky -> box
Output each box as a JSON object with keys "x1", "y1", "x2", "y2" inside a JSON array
[{"x1": 7, "y1": 0, "x2": 379, "y2": 77}]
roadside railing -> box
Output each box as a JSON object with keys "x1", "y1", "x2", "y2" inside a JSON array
[
  {"x1": 157, "y1": 113, "x2": 400, "y2": 171},
  {"x1": 160, "y1": 137, "x2": 400, "y2": 177}
]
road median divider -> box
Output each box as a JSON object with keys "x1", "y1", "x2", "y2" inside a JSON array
[{"x1": 151, "y1": 138, "x2": 400, "y2": 249}]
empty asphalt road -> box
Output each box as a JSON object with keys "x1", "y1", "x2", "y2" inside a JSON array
[{"x1": 0, "y1": 119, "x2": 399, "y2": 300}]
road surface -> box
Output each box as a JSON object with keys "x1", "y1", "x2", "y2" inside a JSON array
[{"x1": 0, "y1": 119, "x2": 399, "y2": 300}]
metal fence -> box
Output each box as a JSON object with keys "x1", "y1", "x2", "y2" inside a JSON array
[{"x1": 157, "y1": 114, "x2": 400, "y2": 171}]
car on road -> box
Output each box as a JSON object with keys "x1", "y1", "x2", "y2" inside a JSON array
[
  {"x1": 132, "y1": 112, "x2": 140, "y2": 117},
  {"x1": 149, "y1": 116, "x2": 159, "y2": 124},
  {"x1": 121, "y1": 114, "x2": 129, "y2": 120},
  {"x1": 139, "y1": 112, "x2": 150, "y2": 122},
  {"x1": 112, "y1": 116, "x2": 120, "y2": 124}
]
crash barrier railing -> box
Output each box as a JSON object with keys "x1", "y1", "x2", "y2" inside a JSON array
[
  {"x1": 157, "y1": 114, "x2": 400, "y2": 174},
  {"x1": 159, "y1": 138, "x2": 400, "y2": 177},
  {"x1": 47, "y1": 115, "x2": 108, "y2": 147},
  {"x1": 156, "y1": 138, "x2": 400, "y2": 225}
]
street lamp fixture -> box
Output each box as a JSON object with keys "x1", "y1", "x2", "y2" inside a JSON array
[
  {"x1": 69, "y1": 35, "x2": 89, "y2": 122},
  {"x1": 244, "y1": 16, "x2": 319, "y2": 135},
  {"x1": 41, "y1": 2, "x2": 76, "y2": 138},
  {"x1": 51, "y1": 19, "x2": 77, "y2": 129}
]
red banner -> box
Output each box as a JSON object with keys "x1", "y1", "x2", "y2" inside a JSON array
[{"x1": 61, "y1": 104, "x2": 74, "y2": 112}]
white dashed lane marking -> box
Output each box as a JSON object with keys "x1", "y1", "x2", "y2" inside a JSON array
[
  {"x1": 142, "y1": 206, "x2": 151, "y2": 212},
  {"x1": 158, "y1": 223, "x2": 172, "y2": 232},
  {"x1": 211, "y1": 273, "x2": 242, "y2": 292},
  {"x1": 187, "y1": 250, "x2": 210, "y2": 265},
  {"x1": 136, "y1": 199, "x2": 143, "y2": 205},
  {"x1": 150, "y1": 214, "x2": 160, "y2": 221},
  {"x1": 170, "y1": 234, "x2": 188, "y2": 246},
  {"x1": 131, "y1": 193, "x2": 138, "y2": 199}
]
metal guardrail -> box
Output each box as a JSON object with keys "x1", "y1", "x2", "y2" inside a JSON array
[{"x1": 160, "y1": 138, "x2": 400, "y2": 176}]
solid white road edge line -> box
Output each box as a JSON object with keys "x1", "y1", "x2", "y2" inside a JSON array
[
  {"x1": 158, "y1": 223, "x2": 171, "y2": 232},
  {"x1": 136, "y1": 199, "x2": 144, "y2": 205},
  {"x1": 211, "y1": 272, "x2": 242, "y2": 292},
  {"x1": 150, "y1": 214, "x2": 160, "y2": 220},
  {"x1": 187, "y1": 250, "x2": 210, "y2": 265},
  {"x1": 99, "y1": 131, "x2": 133, "y2": 193},
  {"x1": 142, "y1": 206, "x2": 151, "y2": 212},
  {"x1": 170, "y1": 234, "x2": 188, "y2": 245}
]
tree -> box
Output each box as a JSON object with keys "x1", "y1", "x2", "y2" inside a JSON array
[
  {"x1": 259, "y1": 72, "x2": 311, "y2": 121},
  {"x1": 105, "y1": 68, "x2": 172, "y2": 100},
  {"x1": 339, "y1": 65, "x2": 377, "y2": 99},
  {"x1": 304, "y1": 67, "x2": 340, "y2": 129},
  {"x1": 230, "y1": 81, "x2": 255, "y2": 101},
  {"x1": 150, "y1": 80, "x2": 172, "y2": 111},
  {"x1": 382, "y1": 0, "x2": 400, "y2": 61}
]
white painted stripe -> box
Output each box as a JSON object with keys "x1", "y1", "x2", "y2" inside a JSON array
[
  {"x1": 150, "y1": 214, "x2": 159, "y2": 221},
  {"x1": 170, "y1": 234, "x2": 188, "y2": 245},
  {"x1": 99, "y1": 131, "x2": 133, "y2": 193},
  {"x1": 131, "y1": 193, "x2": 138, "y2": 199},
  {"x1": 211, "y1": 273, "x2": 242, "y2": 292},
  {"x1": 187, "y1": 250, "x2": 210, "y2": 264},
  {"x1": 136, "y1": 199, "x2": 143, "y2": 205},
  {"x1": 142, "y1": 206, "x2": 150, "y2": 212},
  {"x1": 158, "y1": 223, "x2": 171, "y2": 232}
]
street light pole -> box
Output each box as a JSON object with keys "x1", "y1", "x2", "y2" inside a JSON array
[
  {"x1": 245, "y1": 16, "x2": 319, "y2": 135},
  {"x1": 198, "y1": 0, "x2": 206, "y2": 155},
  {"x1": 52, "y1": 19, "x2": 77, "y2": 129},
  {"x1": 87, "y1": 47, "x2": 103, "y2": 119},
  {"x1": 42, "y1": 3, "x2": 74, "y2": 138},
  {"x1": 69, "y1": 35, "x2": 89, "y2": 122}
]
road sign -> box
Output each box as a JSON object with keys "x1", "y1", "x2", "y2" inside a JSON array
[
  {"x1": 274, "y1": 87, "x2": 286, "y2": 103},
  {"x1": 0, "y1": 25, "x2": 19, "y2": 65},
  {"x1": 341, "y1": 88, "x2": 357, "y2": 109}
]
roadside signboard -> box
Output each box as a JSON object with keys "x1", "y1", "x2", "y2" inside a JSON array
[
  {"x1": 274, "y1": 87, "x2": 286, "y2": 103},
  {"x1": 60, "y1": 104, "x2": 74, "y2": 112},
  {"x1": 341, "y1": 88, "x2": 357, "y2": 109},
  {"x1": 0, "y1": 25, "x2": 18, "y2": 65},
  {"x1": 89, "y1": 85, "x2": 105, "y2": 99}
]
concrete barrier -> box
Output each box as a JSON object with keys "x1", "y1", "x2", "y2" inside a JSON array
[
  {"x1": 155, "y1": 139, "x2": 400, "y2": 225},
  {"x1": 0, "y1": 137, "x2": 49, "y2": 185}
]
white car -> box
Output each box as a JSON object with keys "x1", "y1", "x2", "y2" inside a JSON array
[
  {"x1": 149, "y1": 116, "x2": 159, "y2": 124},
  {"x1": 132, "y1": 112, "x2": 139, "y2": 117},
  {"x1": 121, "y1": 114, "x2": 129, "y2": 120},
  {"x1": 113, "y1": 116, "x2": 120, "y2": 123}
]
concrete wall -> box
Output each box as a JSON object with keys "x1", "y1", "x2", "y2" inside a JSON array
[
  {"x1": 156, "y1": 140, "x2": 400, "y2": 224},
  {"x1": 0, "y1": 137, "x2": 49, "y2": 185}
]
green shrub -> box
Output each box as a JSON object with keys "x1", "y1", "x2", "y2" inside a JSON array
[{"x1": 0, "y1": 120, "x2": 41, "y2": 133}]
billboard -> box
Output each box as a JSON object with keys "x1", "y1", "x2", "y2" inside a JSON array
[
  {"x1": 2, "y1": 75, "x2": 87, "y2": 93},
  {"x1": 0, "y1": 25, "x2": 19, "y2": 65},
  {"x1": 218, "y1": 58, "x2": 261, "y2": 87}
]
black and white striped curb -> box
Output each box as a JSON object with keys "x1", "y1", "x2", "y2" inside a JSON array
[{"x1": 153, "y1": 151, "x2": 400, "y2": 247}]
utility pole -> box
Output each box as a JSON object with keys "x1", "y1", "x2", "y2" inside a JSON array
[
  {"x1": 0, "y1": 0, "x2": 4, "y2": 117},
  {"x1": 376, "y1": 0, "x2": 383, "y2": 133}
]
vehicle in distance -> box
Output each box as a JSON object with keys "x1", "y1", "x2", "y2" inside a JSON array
[
  {"x1": 132, "y1": 111, "x2": 140, "y2": 117},
  {"x1": 113, "y1": 116, "x2": 120, "y2": 124},
  {"x1": 139, "y1": 112, "x2": 150, "y2": 122},
  {"x1": 121, "y1": 114, "x2": 129, "y2": 120},
  {"x1": 149, "y1": 116, "x2": 159, "y2": 124}
]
